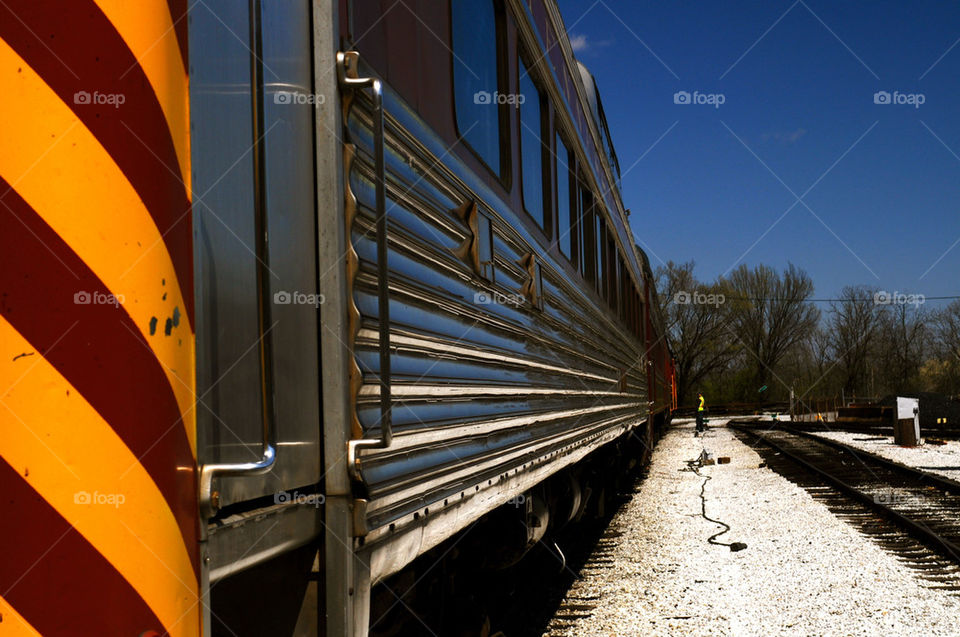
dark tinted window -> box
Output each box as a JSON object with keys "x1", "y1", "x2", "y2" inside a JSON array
[
  {"x1": 606, "y1": 235, "x2": 618, "y2": 310},
  {"x1": 633, "y1": 288, "x2": 641, "y2": 336},
  {"x1": 620, "y1": 258, "x2": 629, "y2": 321},
  {"x1": 519, "y1": 57, "x2": 545, "y2": 229},
  {"x1": 452, "y1": 1, "x2": 501, "y2": 175},
  {"x1": 595, "y1": 213, "x2": 605, "y2": 298},
  {"x1": 579, "y1": 184, "x2": 594, "y2": 282},
  {"x1": 556, "y1": 133, "x2": 574, "y2": 260}
]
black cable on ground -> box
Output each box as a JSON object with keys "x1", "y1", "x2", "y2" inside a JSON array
[{"x1": 684, "y1": 433, "x2": 747, "y2": 552}]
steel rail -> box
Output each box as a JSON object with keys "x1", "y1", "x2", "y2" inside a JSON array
[
  {"x1": 775, "y1": 424, "x2": 960, "y2": 492},
  {"x1": 731, "y1": 424, "x2": 960, "y2": 564}
]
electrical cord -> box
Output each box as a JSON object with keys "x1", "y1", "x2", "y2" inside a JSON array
[{"x1": 684, "y1": 433, "x2": 747, "y2": 552}]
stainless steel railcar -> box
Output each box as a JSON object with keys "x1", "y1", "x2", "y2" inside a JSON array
[{"x1": 0, "y1": 1, "x2": 674, "y2": 636}]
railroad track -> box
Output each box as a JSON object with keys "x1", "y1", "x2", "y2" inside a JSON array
[{"x1": 732, "y1": 423, "x2": 960, "y2": 594}]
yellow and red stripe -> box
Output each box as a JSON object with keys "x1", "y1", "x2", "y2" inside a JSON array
[{"x1": 0, "y1": 1, "x2": 198, "y2": 635}]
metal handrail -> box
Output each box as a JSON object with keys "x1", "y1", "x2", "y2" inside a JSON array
[{"x1": 338, "y1": 51, "x2": 393, "y2": 481}]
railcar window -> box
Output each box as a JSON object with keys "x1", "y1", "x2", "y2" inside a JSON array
[
  {"x1": 610, "y1": 256, "x2": 626, "y2": 316},
  {"x1": 595, "y1": 213, "x2": 605, "y2": 299},
  {"x1": 607, "y1": 237, "x2": 618, "y2": 312},
  {"x1": 606, "y1": 243, "x2": 616, "y2": 311},
  {"x1": 555, "y1": 133, "x2": 574, "y2": 261},
  {"x1": 623, "y1": 267, "x2": 630, "y2": 323},
  {"x1": 452, "y1": 0, "x2": 503, "y2": 177},
  {"x1": 635, "y1": 288, "x2": 642, "y2": 337},
  {"x1": 519, "y1": 57, "x2": 546, "y2": 231},
  {"x1": 579, "y1": 184, "x2": 594, "y2": 282}
]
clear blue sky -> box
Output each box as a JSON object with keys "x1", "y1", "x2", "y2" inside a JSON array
[{"x1": 558, "y1": 0, "x2": 960, "y2": 307}]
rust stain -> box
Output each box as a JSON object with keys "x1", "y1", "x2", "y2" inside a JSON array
[
  {"x1": 343, "y1": 142, "x2": 364, "y2": 440},
  {"x1": 519, "y1": 252, "x2": 538, "y2": 307},
  {"x1": 451, "y1": 199, "x2": 482, "y2": 276},
  {"x1": 340, "y1": 53, "x2": 366, "y2": 441}
]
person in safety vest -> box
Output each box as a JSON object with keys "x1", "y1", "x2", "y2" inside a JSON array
[{"x1": 695, "y1": 392, "x2": 705, "y2": 436}]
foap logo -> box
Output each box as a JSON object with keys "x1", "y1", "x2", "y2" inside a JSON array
[
  {"x1": 873, "y1": 90, "x2": 925, "y2": 108},
  {"x1": 473, "y1": 90, "x2": 525, "y2": 106},
  {"x1": 506, "y1": 494, "x2": 526, "y2": 508},
  {"x1": 273, "y1": 290, "x2": 325, "y2": 307},
  {"x1": 674, "y1": 90, "x2": 725, "y2": 109},
  {"x1": 873, "y1": 290, "x2": 925, "y2": 307},
  {"x1": 74, "y1": 90, "x2": 126, "y2": 108},
  {"x1": 74, "y1": 290, "x2": 124, "y2": 307},
  {"x1": 673, "y1": 290, "x2": 725, "y2": 307},
  {"x1": 474, "y1": 290, "x2": 524, "y2": 307},
  {"x1": 274, "y1": 490, "x2": 325, "y2": 508},
  {"x1": 274, "y1": 90, "x2": 325, "y2": 106},
  {"x1": 74, "y1": 490, "x2": 126, "y2": 508},
  {"x1": 873, "y1": 490, "x2": 909, "y2": 506}
]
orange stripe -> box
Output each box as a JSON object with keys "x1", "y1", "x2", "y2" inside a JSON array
[
  {"x1": 0, "y1": 596, "x2": 42, "y2": 637},
  {"x1": 94, "y1": 0, "x2": 191, "y2": 195},
  {"x1": 0, "y1": 38, "x2": 196, "y2": 454},
  {"x1": 0, "y1": 318, "x2": 199, "y2": 636}
]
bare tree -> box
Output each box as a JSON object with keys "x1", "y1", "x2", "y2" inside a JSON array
[
  {"x1": 876, "y1": 302, "x2": 928, "y2": 394},
  {"x1": 810, "y1": 326, "x2": 833, "y2": 380},
  {"x1": 649, "y1": 259, "x2": 957, "y2": 406},
  {"x1": 929, "y1": 300, "x2": 960, "y2": 394},
  {"x1": 932, "y1": 300, "x2": 960, "y2": 362},
  {"x1": 827, "y1": 285, "x2": 883, "y2": 396},
  {"x1": 655, "y1": 261, "x2": 737, "y2": 405},
  {"x1": 791, "y1": 326, "x2": 835, "y2": 398},
  {"x1": 721, "y1": 263, "x2": 820, "y2": 397}
]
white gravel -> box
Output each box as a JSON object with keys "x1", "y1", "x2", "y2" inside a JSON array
[
  {"x1": 809, "y1": 429, "x2": 960, "y2": 484},
  {"x1": 545, "y1": 419, "x2": 960, "y2": 637}
]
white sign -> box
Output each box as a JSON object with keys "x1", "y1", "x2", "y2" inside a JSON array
[{"x1": 896, "y1": 397, "x2": 918, "y2": 420}]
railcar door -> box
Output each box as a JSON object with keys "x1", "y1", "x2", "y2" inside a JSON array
[{"x1": 189, "y1": 1, "x2": 327, "y2": 634}]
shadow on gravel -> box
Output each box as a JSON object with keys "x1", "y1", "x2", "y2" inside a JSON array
[{"x1": 478, "y1": 468, "x2": 651, "y2": 637}]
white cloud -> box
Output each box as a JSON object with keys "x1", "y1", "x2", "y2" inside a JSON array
[
  {"x1": 570, "y1": 34, "x2": 589, "y2": 52},
  {"x1": 762, "y1": 128, "x2": 808, "y2": 144}
]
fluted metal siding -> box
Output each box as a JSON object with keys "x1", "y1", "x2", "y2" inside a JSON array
[{"x1": 346, "y1": 86, "x2": 647, "y2": 535}]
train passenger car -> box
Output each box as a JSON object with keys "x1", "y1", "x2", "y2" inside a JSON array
[
  {"x1": 638, "y1": 247, "x2": 678, "y2": 421},
  {"x1": 0, "y1": 1, "x2": 674, "y2": 635}
]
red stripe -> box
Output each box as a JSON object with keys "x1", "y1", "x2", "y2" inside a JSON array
[
  {"x1": 0, "y1": 459, "x2": 167, "y2": 636},
  {"x1": 0, "y1": 0, "x2": 194, "y2": 327},
  {"x1": 166, "y1": 0, "x2": 190, "y2": 67},
  {"x1": 0, "y1": 180, "x2": 199, "y2": 576}
]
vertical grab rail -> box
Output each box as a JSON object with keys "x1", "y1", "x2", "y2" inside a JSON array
[
  {"x1": 199, "y1": 0, "x2": 277, "y2": 519},
  {"x1": 338, "y1": 51, "x2": 392, "y2": 481}
]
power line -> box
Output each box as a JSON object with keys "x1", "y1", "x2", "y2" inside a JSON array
[{"x1": 720, "y1": 295, "x2": 960, "y2": 303}]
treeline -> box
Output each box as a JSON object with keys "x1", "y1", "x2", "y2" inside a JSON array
[{"x1": 655, "y1": 261, "x2": 960, "y2": 407}]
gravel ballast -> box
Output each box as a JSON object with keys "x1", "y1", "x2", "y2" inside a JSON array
[
  {"x1": 545, "y1": 420, "x2": 960, "y2": 636},
  {"x1": 810, "y1": 429, "x2": 960, "y2": 483}
]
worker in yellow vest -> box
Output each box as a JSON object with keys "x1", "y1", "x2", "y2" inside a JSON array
[{"x1": 695, "y1": 392, "x2": 705, "y2": 436}]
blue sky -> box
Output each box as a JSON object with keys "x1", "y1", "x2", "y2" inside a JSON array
[{"x1": 557, "y1": 0, "x2": 960, "y2": 307}]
